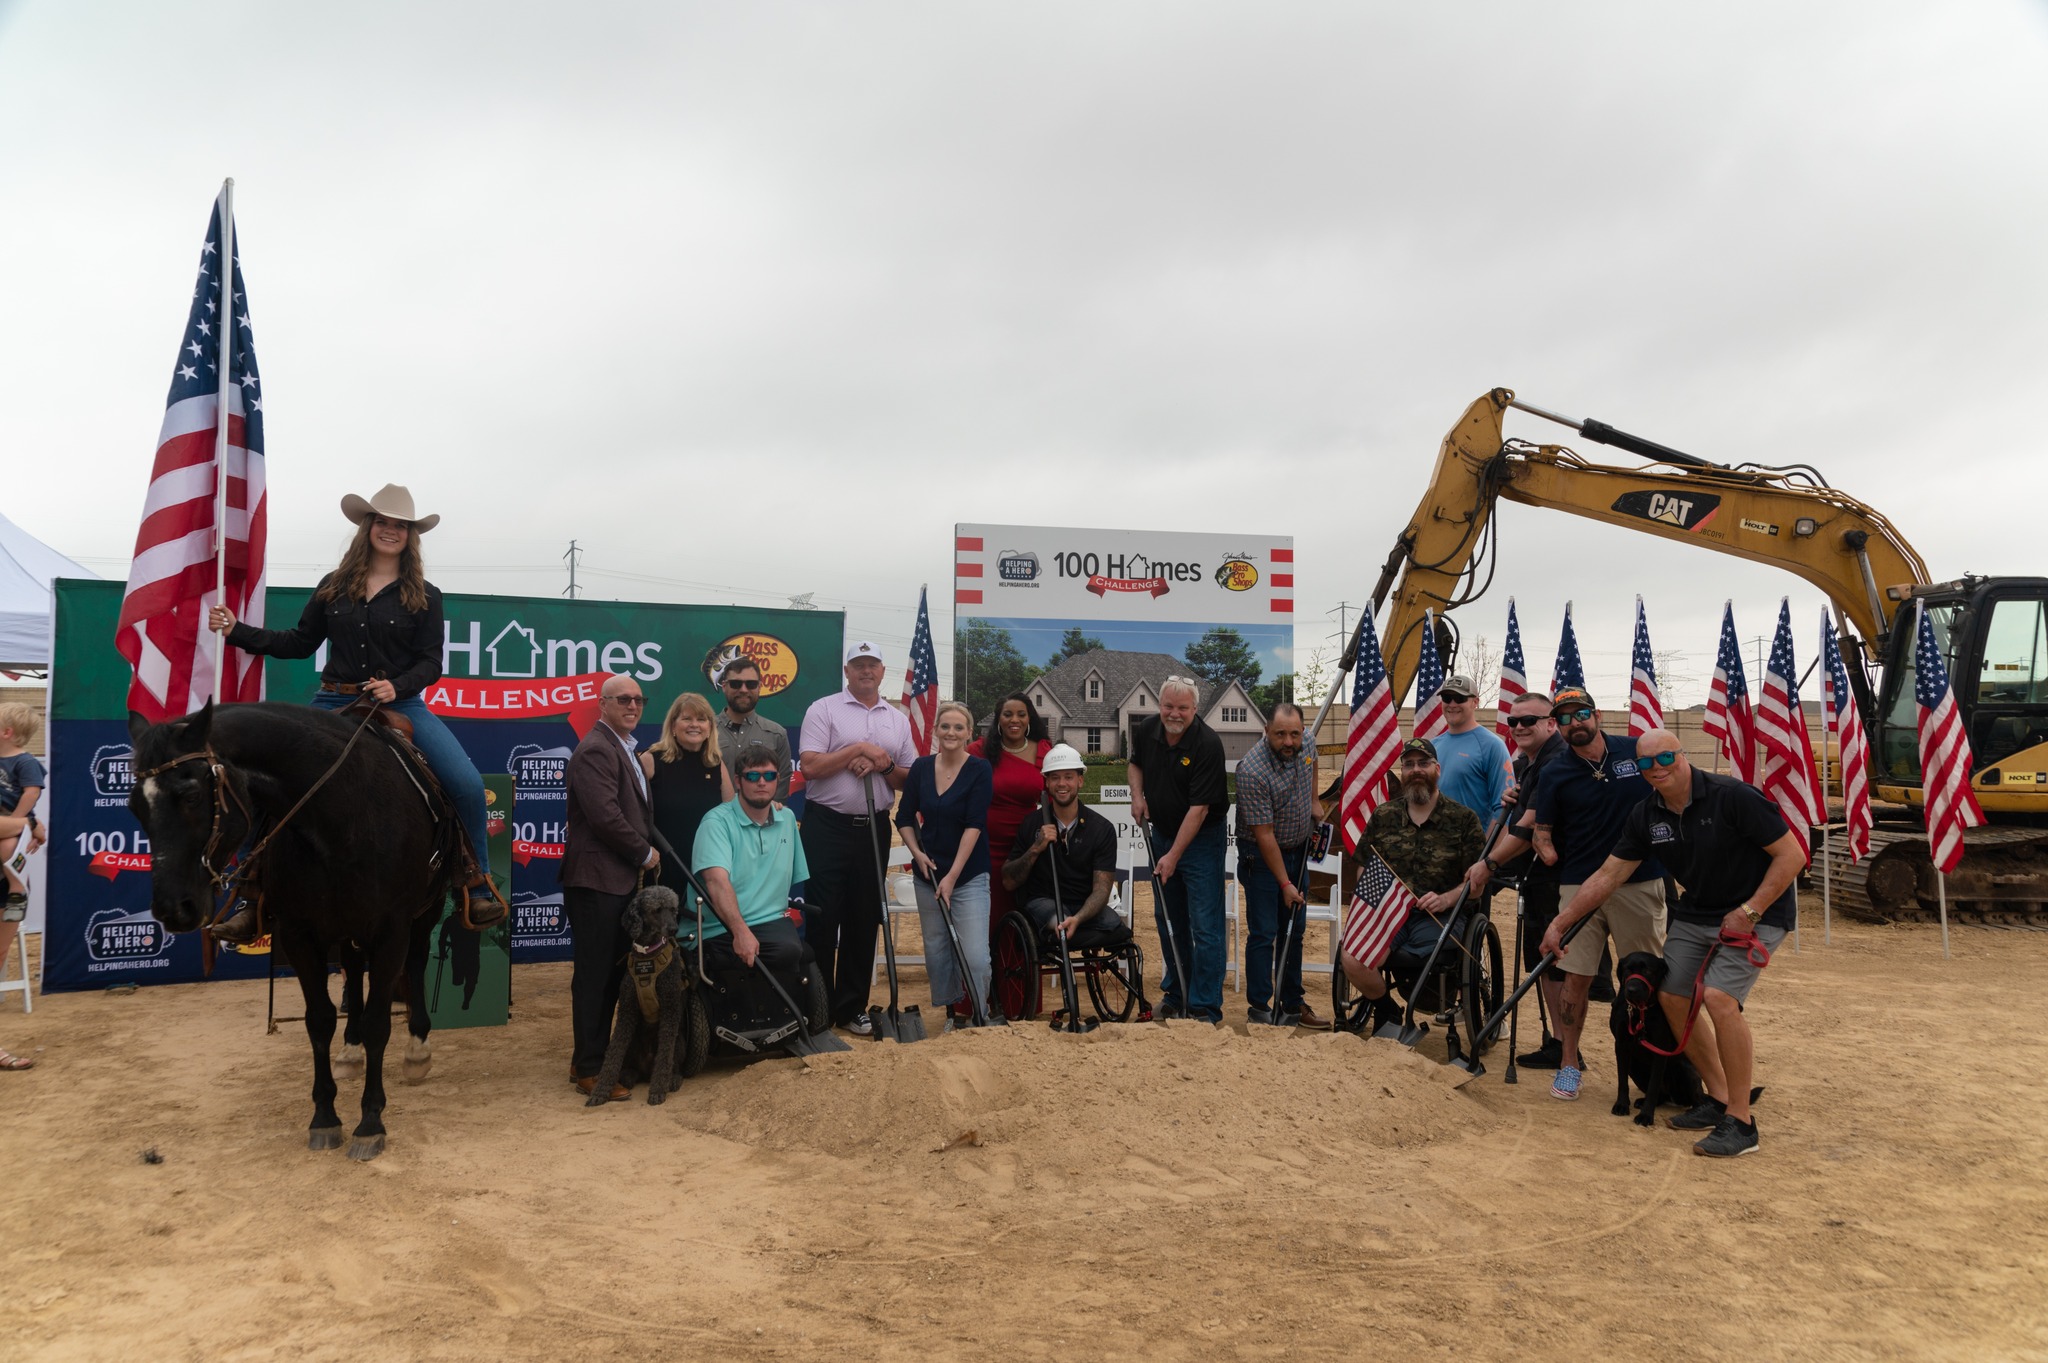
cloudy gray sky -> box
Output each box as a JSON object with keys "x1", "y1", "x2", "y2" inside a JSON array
[{"x1": 3, "y1": 1, "x2": 2044, "y2": 709}]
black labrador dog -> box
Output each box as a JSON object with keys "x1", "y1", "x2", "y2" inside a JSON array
[
  {"x1": 1612, "y1": 950, "x2": 1766, "y2": 1127},
  {"x1": 588, "y1": 886, "x2": 688, "y2": 1107}
]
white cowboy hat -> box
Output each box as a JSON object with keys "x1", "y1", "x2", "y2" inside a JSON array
[{"x1": 340, "y1": 483, "x2": 440, "y2": 533}]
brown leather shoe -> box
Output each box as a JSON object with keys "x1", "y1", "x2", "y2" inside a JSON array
[
  {"x1": 1296, "y1": 1001, "x2": 1332, "y2": 1031},
  {"x1": 208, "y1": 903, "x2": 261, "y2": 945},
  {"x1": 572, "y1": 1073, "x2": 630, "y2": 1102}
]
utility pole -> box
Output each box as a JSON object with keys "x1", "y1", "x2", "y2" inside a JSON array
[
  {"x1": 563, "y1": 540, "x2": 582, "y2": 599},
  {"x1": 1328, "y1": 601, "x2": 1353, "y2": 653}
]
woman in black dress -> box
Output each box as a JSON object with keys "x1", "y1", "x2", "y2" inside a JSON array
[{"x1": 640, "y1": 691, "x2": 734, "y2": 896}]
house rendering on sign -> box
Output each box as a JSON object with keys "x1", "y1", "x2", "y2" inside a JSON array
[{"x1": 1019, "y1": 649, "x2": 1267, "y2": 761}]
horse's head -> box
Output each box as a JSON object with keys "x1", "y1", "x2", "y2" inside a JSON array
[{"x1": 128, "y1": 703, "x2": 248, "y2": 934}]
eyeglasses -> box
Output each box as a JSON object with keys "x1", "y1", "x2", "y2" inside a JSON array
[
  {"x1": 723, "y1": 678, "x2": 761, "y2": 690},
  {"x1": 740, "y1": 770, "x2": 777, "y2": 783},
  {"x1": 608, "y1": 694, "x2": 646, "y2": 707},
  {"x1": 1505, "y1": 716, "x2": 1547, "y2": 729},
  {"x1": 1643, "y1": 750, "x2": 1680, "y2": 768},
  {"x1": 1555, "y1": 708, "x2": 1596, "y2": 723}
]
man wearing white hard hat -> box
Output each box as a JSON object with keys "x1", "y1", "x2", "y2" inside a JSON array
[
  {"x1": 1001, "y1": 743, "x2": 1123, "y2": 939},
  {"x1": 797, "y1": 641, "x2": 918, "y2": 1035}
]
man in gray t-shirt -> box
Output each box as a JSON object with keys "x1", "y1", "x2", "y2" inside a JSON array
[{"x1": 714, "y1": 657, "x2": 792, "y2": 802}]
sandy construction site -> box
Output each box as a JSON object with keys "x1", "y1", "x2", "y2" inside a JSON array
[{"x1": 2, "y1": 911, "x2": 2044, "y2": 1362}]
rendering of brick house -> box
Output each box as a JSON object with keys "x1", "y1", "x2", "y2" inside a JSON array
[{"x1": 1019, "y1": 649, "x2": 1267, "y2": 761}]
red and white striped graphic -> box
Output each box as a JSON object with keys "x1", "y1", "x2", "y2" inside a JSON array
[{"x1": 1912, "y1": 598, "x2": 1985, "y2": 873}]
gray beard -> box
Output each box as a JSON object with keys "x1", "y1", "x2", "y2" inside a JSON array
[{"x1": 1403, "y1": 781, "x2": 1435, "y2": 807}]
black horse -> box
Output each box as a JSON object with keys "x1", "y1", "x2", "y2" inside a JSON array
[{"x1": 128, "y1": 700, "x2": 460, "y2": 1161}]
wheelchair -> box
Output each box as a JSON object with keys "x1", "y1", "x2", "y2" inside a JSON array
[
  {"x1": 990, "y1": 908, "x2": 1151, "y2": 1027},
  {"x1": 1331, "y1": 897, "x2": 1505, "y2": 1072},
  {"x1": 676, "y1": 903, "x2": 835, "y2": 1068}
]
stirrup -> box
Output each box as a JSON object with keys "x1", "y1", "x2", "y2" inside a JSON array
[
  {"x1": 209, "y1": 900, "x2": 261, "y2": 945},
  {"x1": 457, "y1": 874, "x2": 509, "y2": 932}
]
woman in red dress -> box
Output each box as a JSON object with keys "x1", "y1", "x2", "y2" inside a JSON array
[{"x1": 968, "y1": 693, "x2": 1052, "y2": 933}]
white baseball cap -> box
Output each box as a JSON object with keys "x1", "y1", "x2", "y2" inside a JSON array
[{"x1": 844, "y1": 640, "x2": 886, "y2": 665}]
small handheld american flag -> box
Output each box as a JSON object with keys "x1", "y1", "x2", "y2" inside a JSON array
[
  {"x1": 1495, "y1": 598, "x2": 1526, "y2": 740},
  {"x1": 1551, "y1": 601, "x2": 1586, "y2": 692},
  {"x1": 903, "y1": 585, "x2": 940, "y2": 757},
  {"x1": 1339, "y1": 851, "x2": 1419, "y2": 971},
  {"x1": 1820, "y1": 607, "x2": 1873, "y2": 862},
  {"x1": 1627, "y1": 596, "x2": 1663, "y2": 737},
  {"x1": 1338, "y1": 604, "x2": 1400, "y2": 855},
  {"x1": 1412, "y1": 608, "x2": 1447, "y2": 740},
  {"x1": 1703, "y1": 600, "x2": 1754, "y2": 780},
  {"x1": 1913, "y1": 598, "x2": 1984, "y2": 873}
]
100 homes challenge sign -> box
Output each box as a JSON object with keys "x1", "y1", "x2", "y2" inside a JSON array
[{"x1": 41, "y1": 579, "x2": 840, "y2": 992}]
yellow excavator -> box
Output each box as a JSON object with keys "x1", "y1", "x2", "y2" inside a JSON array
[{"x1": 1318, "y1": 387, "x2": 2048, "y2": 924}]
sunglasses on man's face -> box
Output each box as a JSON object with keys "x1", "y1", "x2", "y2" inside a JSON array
[
  {"x1": 740, "y1": 770, "x2": 777, "y2": 783},
  {"x1": 608, "y1": 694, "x2": 646, "y2": 707},
  {"x1": 1505, "y1": 715, "x2": 1547, "y2": 729},
  {"x1": 1643, "y1": 750, "x2": 1681, "y2": 768},
  {"x1": 724, "y1": 678, "x2": 761, "y2": 689},
  {"x1": 1440, "y1": 693, "x2": 1474, "y2": 704},
  {"x1": 1556, "y1": 708, "x2": 1596, "y2": 723}
]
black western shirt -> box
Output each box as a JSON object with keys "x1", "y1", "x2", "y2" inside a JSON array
[
  {"x1": 1611, "y1": 769, "x2": 1798, "y2": 930},
  {"x1": 227, "y1": 573, "x2": 445, "y2": 700},
  {"x1": 1129, "y1": 713, "x2": 1229, "y2": 836},
  {"x1": 1008, "y1": 804, "x2": 1120, "y2": 908}
]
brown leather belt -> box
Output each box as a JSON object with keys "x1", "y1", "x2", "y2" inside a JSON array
[{"x1": 319, "y1": 680, "x2": 368, "y2": 695}]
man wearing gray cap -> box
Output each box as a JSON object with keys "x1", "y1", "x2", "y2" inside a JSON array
[
  {"x1": 798, "y1": 641, "x2": 918, "y2": 1034},
  {"x1": 1431, "y1": 672, "x2": 1511, "y2": 835}
]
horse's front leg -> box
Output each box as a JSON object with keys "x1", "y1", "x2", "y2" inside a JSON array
[
  {"x1": 348, "y1": 942, "x2": 406, "y2": 1161},
  {"x1": 401, "y1": 906, "x2": 436, "y2": 1085},
  {"x1": 281, "y1": 926, "x2": 344, "y2": 1151}
]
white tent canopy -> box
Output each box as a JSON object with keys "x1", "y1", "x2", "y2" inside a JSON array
[{"x1": 0, "y1": 511, "x2": 98, "y2": 667}]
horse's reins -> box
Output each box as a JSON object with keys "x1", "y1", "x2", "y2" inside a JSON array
[{"x1": 1628, "y1": 926, "x2": 1772, "y2": 1057}]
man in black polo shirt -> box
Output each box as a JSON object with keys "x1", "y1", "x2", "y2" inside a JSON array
[
  {"x1": 1002, "y1": 744, "x2": 1123, "y2": 937},
  {"x1": 1127, "y1": 675, "x2": 1229, "y2": 1022}
]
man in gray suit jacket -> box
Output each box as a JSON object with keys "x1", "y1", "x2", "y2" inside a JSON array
[{"x1": 563, "y1": 674, "x2": 660, "y2": 1099}]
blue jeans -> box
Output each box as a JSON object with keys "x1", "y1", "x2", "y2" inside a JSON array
[
  {"x1": 914, "y1": 872, "x2": 991, "y2": 1013},
  {"x1": 1238, "y1": 845, "x2": 1307, "y2": 1018},
  {"x1": 310, "y1": 690, "x2": 489, "y2": 871},
  {"x1": 1152, "y1": 820, "x2": 1226, "y2": 1022}
]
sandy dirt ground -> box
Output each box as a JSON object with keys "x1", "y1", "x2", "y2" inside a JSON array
[{"x1": 3, "y1": 907, "x2": 2046, "y2": 1363}]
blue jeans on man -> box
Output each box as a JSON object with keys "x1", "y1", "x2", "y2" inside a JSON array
[
  {"x1": 310, "y1": 689, "x2": 489, "y2": 864},
  {"x1": 1238, "y1": 846, "x2": 1306, "y2": 1021},
  {"x1": 1153, "y1": 819, "x2": 1226, "y2": 1022}
]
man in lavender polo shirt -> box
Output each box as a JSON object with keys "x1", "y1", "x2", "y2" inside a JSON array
[{"x1": 799, "y1": 640, "x2": 918, "y2": 1034}]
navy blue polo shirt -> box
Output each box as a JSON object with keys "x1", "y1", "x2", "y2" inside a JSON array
[
  {"x1": 1612, "y1": 769, "x2": 1798, "y2": 930},
  {"x1": 1530, "y1": 733, "x2": 1665, "y2": 886}
]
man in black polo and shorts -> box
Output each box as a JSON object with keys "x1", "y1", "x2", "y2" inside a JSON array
[{"x1": 1550, "y1": 728, "x2": 1804, "y2": 1157}]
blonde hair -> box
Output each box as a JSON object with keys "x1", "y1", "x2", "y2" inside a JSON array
[
  {"x1": 649, "y1": 692, "x2": 722, "y2": 768},
  {"x1": 0, "y1": 701, "x2": 37, "y2": 748},
  {"x1": 935, "y1": 700, "x2": 976, "y2": 732},
  {"x1": 318, "y1": 518, "x2": 429, "y2": 613}
]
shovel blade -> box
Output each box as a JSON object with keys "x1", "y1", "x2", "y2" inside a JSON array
[
  {"x1": 885, "y1": 1005, "x2": 927, "y2": 1044},
  {"x1": 786, "y1": 1028, "x2": 854, "y2": 1056}
]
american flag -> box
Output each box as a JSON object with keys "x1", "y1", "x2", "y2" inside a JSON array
[
  {"x1": 1495, "y1": 597, "x2": 1526, "y2": 740},
  {"x1": 115, "y1": 186, "x2": 266, "y2": 723},
  {"x1": 1339, "y1": 850, "x2": 1419, "y2": 970},
  {"x1": 1338, "y1": 603, "x2": 1400, "y2": 854},
  {"x1": 902, "y1": 585, "x2": 940, "y2": 757},
  {"x1": 1703, "y1": 600, "x2": 1755, "y2": 780},
  {"x1": 1754, "y1": 597, "x2": 1825, "y2": 860},
  {"x1": 1628, "y1": 595, "x2": 1663, "y2": 736},
  {"x1": 1820, "y1": 607, "x2": 1873, "y2": 862},
  {"x1": 1551, "y1": 601, "x2": 1585, "y2": 692},
  {"x1": 1412, "y1": 608, "x2": 1447, "y2": 740},
  {"x1": 1913, "y1": 598, "x2": 1984, "y2": 873}
]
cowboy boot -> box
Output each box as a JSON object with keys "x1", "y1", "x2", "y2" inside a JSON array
[
  {"x1": 458, "y1": 872, "x2": 509, "y2": 932},
  {"x1": 209, "y1": 898, "x2": 261, "y2": 945}
]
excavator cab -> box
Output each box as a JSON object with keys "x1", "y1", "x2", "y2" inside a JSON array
[{"x1": 1872, "y1": 576, "x2": 2048, "y2": 816}]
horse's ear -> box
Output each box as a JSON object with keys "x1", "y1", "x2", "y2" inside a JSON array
[
  {"x1": 185, "y1": 699, "x2": 215, "y2": 747},
  {"x1": 128, "y1": 710, "x2": 154, "y2": 748}
]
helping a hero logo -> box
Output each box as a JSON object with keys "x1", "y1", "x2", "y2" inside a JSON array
[
  {"x1": 1215, "y1": 559, "x2": 1259, "y2": 591},
  {"x1": 699, "y1": 633, "x2": 800, "y2": 697},
  {"x1": 508, "y1": 745, "x2": 573, "y2": 803},
  {"x1": 84, "y1": 908, "x2": 173, "y2": 967},
  {"x1": 997, "y1": 550, "x2": 1040, "y2": 583},
  {"x1": 91, "y1": 745, "x2": 135, "y2": 807},
  {"x1": 510, "y1": 890, "x2": 568, "y2": 942}
]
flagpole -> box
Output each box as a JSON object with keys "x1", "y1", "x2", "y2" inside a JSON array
[
  {"x1": 1937, "y1": 866, "x2": 1951, "y2": 960},
  {"x1": 210, "y1": 177, "x2": 236, "y2": 700},
  {"x1": 1819, "y1": 608, "x2": 1833, "y2": 947}
]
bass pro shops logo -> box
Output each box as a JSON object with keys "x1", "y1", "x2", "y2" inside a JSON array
[
  {"x1": 1215, "y1": 559, "x2": 1259, "y2": 592},
  {"x1": 508, "y1": 745, "x2": 572, "y2": 805},
  {"x1": 699, "y1": 634, "x2": 800, "y2": 697},
  {"x1": 84, "y1": 907, "x2": 174, "y2": 969},
  {"x1": 91, "y1": 745, "x2": 135, "y2": 808}
]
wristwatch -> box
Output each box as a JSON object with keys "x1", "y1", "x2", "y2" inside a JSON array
[
  {"x1": 1740, "y1": 903, "x2": 1761, "y2": 923},
  {"x1": 1482, "y1": 856, "x2": 1502, "y2": 874}
]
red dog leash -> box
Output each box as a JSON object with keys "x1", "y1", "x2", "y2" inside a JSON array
[{"x1": 1628, "y1": 927, "x2": 1772, "y2": 1058}]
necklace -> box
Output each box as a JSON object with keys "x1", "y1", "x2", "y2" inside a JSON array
[{"x1": 1003, "y1": 740, "x2": 1032, "y2": 756}]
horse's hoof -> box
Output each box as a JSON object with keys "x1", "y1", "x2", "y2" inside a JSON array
[
  {"x1": 402, "y1": 1042, "x2": 433, "y2": 1085},
  {"x1": 346, "y1": 1134, "x2": 386, "y2": 1162},
  {"x1": 334, "y1": 1044, "x2": 365, "y2": 1072},
  {"x1": 308, "y1": 1125, "x2": 344, "y2": 1152}
]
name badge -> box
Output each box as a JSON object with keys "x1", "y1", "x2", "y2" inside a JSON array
[{"x1": 1612, "y1": 759, "x2": 1640, "y2": 778}]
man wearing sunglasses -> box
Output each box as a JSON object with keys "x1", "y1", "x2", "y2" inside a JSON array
[
  {"x1": 1432, "y1": 673, "x2": 1512, "y2": 836},
  {"x1": 561, "y1": 673, "x2": 662, "y2": 1099},
  {"x1": 692, "y1": 743, "x2": 812, "y2": 1001},
  {"x1": 716, "y1": 657, "x2": 792, "y2": 802},
  {"x1": 1526, "y1": 686, "x2": 1667, "y2": 1103},
  {"x1": 1545, "y1": 730, "x2": 1803, "y2": 1158}
]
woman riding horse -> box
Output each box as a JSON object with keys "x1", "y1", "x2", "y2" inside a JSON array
[{"x1": 208, "y1": 483, "x2": 504, "y2": 938}]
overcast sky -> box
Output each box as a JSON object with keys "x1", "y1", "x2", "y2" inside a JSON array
[{"x1": 3, "y1": 2, "x2": 2043, "y2": 710}]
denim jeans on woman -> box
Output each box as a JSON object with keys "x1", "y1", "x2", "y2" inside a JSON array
[
  {"x1": 309, "y1": 689, "x2": 489, "y2": 867},
  {"x1": 1153, "y1": 819, "x2": 1226, "y2": 1022},
  {"x1": 914, "y1": 871, "x2": 991, "y2": 1014}
]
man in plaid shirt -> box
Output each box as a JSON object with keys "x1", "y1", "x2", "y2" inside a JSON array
[{"x1": 1235, "y1": 704, "x2": 1328, "y2": 1028}]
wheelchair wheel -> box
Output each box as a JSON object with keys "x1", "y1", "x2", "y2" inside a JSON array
[
  {"x1": 804, "y1": 964, "x2": 832, "y2": 1037},
  {"x1": 1459, "y1": 913, "x2": 1505, "y2": 1056},
  {"x1": 1083, "y1": 944, "x2": 1144, "y2": 1023},
  {"x1": 991, "y1": 911, "x2": 1040, "y2": 1022},
  {"x1": 678, "y1": 986, "x2": 711, "y2": 1078}
]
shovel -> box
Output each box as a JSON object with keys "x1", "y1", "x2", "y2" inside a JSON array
[
  {"x1": 1250, "y1": 836, "x2": 1318, "y2": 1027},
  {"x1": 922, "y1": 861, "x2": 998, "y2": 1028},
  {"x1": 1041, "y1": 804, "x2": 1096, "y2": 1034},
  {"x1": 863, "y1": 779, "x2": 925, "y2": 1043},
  {"x1": 1139, "y1": 823, "x2": 1193, "y2": 1020},
  {"x1": 1476, "y1": 913, "x2": 1591, "y2": 1056}
]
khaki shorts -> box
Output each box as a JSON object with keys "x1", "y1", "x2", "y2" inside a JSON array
[{"x1": 1558, "y1": 879, "x2": 1666, "y2": 977}]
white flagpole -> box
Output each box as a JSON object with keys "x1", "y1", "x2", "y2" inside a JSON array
[
  {"x1": 1937, "y1": 866, "x2": 1951, "y2": 960},
  {"x1": 210, "y1": 177, "x2": 236, "y2": 700}
]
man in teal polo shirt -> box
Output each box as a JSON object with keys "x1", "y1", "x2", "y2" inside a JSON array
[{"x1": 692, "y1": 741, "x2": 810, "y2": 996}]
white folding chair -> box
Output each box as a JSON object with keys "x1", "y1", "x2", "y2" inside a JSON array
[
  {"x1": 873, "y1": 844, "x2": 924, "y2": 985},
  {"x1": 1300, "y1": 849, "x2": 1344, "y2": 978},
  {"x1": 0, "y1": 929, "x2": 32, "y2": 1013}
]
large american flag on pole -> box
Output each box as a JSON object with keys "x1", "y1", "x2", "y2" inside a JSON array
[
  {"x1": 1820, "y1": 606, "x2": 1873, "y2": 862},
  {"x1": 1627, "y1": 595, "x2": 1663, "y2": 736},
  {"x1": 902, "y1": 585, "x2": 940, "y2": 757},
  {"x1": 1411, "y1": 608, "x2": 1447, "y2": 740},
  {"x1": 1551, "y1": 601, "x2": 1585, "y2": 692},
  {"x1": 1495, "y1": 597, "x2": 1526, "y2": 740},
  {"x1": 115, "y1": 185, "x2": 266, "y2": 723},
  {"x1": 1703, "y1": 600, "x2": 1755, "y2": 780},
  {"x1": 1755, "y1": 597, "x2": 1826, "y2": 859},
  {"x1": 1913, "y1": 598, "x2": 1984, "y2": 873},
  {"x1": 1339, "y1": 850, "x2": 1420, "y2": 970},
  {"x1": 1338, "y1": 603, "x2": 1400, "y2": 855}
]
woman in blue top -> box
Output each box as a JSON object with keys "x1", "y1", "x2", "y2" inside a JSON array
[{"x1": 895, "y1": 700, "x2": 993, "y2": 1023}]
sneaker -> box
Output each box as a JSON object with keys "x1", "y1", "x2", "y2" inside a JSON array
[
  {"x1": 1515, "y1": 1037, "x2": 1564, "y2": 1070},
  {"x1": 1550, "y1": 1065, "x2": 1582, "y2": 1101},
  {"x1": 846, "y1": 1013, "x2": 875, "y2": 1038},
  {"x1": 1693, "y1": 1114, "x2": 1759, "y2": 1158},
  {"x1": 1666, "y1": 1097, "x2": 1728, "y2": 1131}
]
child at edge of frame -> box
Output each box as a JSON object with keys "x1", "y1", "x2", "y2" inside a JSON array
[{"x1": 0, "y1": 699, "x2": 47, "y2": 1070}]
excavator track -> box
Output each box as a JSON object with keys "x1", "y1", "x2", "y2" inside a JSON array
[{"x1": 1809, "y1": 820, "x2": 2048, "y2": 929}]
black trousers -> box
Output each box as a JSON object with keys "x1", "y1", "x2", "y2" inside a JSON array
[
  {"x1": 702, "y1": 916, "x2": 808, "y2": 1002},
  {"x1": 566, "y1": 885, "x2": 631, "y2": 1076},
  {"x1": 800, "y1": 804, "x2": 891, "y2": 1026}
]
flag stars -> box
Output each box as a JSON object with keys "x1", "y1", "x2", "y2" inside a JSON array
[
  {"x1": 203, "y1": 239, "x2": 217, "y2": 256},
  {"x1": 196, "y1": 320, "x2": 212, "y2": 336},
  {"x1": 186, "y1": 341, "x2": 205, "y2": 359},
  {"x1": 178, "y1": 364, "x2": 198, "y2": 381}
]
